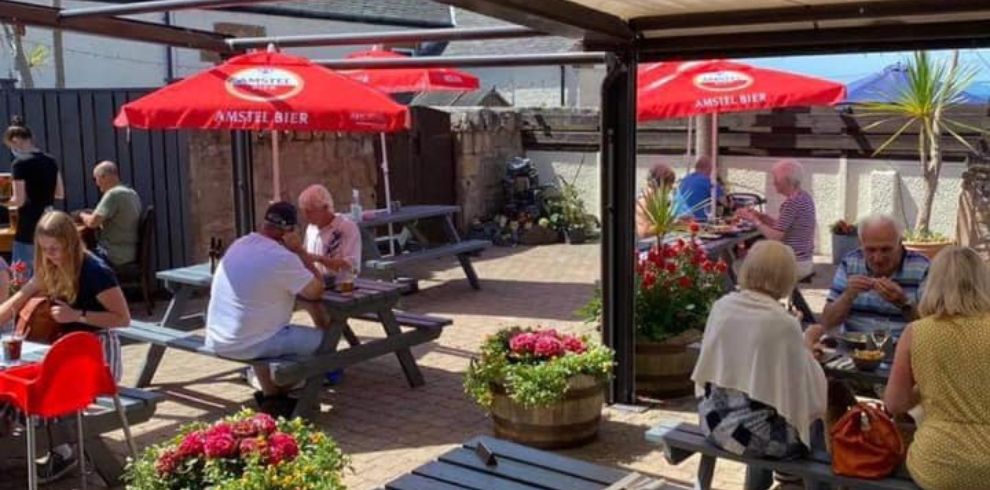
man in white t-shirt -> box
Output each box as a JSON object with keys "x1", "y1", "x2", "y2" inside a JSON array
[
  {"x1": 298, "y1": 184, "x2": 362, "y2": 284},
  {"x1": 206, "y1": 201, "x2": 324, "y2": 414}
]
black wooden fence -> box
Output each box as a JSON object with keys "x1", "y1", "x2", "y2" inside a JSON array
[{"x1": 0, "y1": 88, "x2": 191, "y2": 271}]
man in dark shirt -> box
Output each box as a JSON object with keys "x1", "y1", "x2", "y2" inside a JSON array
[{"x1": 3, "y1": 119, "x2": 64, "y2": 276}]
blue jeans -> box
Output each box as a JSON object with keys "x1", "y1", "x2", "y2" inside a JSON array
[{"x1": 11, "y1": 240, "x2": 33, "y2": 278}]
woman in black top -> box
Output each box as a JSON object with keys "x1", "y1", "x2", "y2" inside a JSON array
[{"x1": 3, "y1": 116, "x2": 64, "y2": 276}]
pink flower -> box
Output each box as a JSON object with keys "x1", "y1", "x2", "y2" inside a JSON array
[
  {"x1": 533, "y1": 335, "x2": 564, "y2": 358},
  {"x1": 177, "y1": 431, "x2": 205, "y2": 458},
  {"x1": 267, "y1": 432, "x2": 300, "y2": 465},
  {"x1": 155, "y1": 450, "x2": 182, "y2": 476},
  {"x1": 562, "y1": 336, "x2": 586, "y2": 354},
  {"x1": 203, "y1": 433, "x2": 237, "y2": 459},
  {"x1": 251, "y1": 413, "x2": 277, "y2": 435},
  {"x1": 232, "y1": 420, "x2": 257, "y2": 439},
  {"x1": 509, "y1": 333, "x2": 537, "y2": 354},
  {"x1": 206, "y1": 422, "x2": 233, "y2": 438},
  {"x1": 239, "y1": 437, "x2": 264, "y2": 458}
]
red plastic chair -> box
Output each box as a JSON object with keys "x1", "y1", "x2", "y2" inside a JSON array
[{"x1": 0, "y1": 332, "x2": 137, "y2": 490}]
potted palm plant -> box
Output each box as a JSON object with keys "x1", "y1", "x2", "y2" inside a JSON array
[{"x1": 860, "y1": 51, "x2": 984, "y2": 259}]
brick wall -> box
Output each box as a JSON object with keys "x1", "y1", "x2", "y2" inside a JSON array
[{"x1": 449, "y1": 108, "x2": 524, "y2": 228}]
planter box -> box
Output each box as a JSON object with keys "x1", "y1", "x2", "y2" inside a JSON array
[
  {"x1": 831, "y1": 233, "x2": 860, "y2": 264},
  {"x1": 490, "y1": 374, "x2": 604, "y2": 449},
  {"x1": 635, "y1": 330, "x2": 702, "y2": 399},
  {"x1": 904, "y1": 241, "x2": 953, "y2": 260}
]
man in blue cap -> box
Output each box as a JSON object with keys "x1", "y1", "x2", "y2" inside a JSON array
[{"x1": 205, "y1": 201, "x2": 326, "y2": 416}]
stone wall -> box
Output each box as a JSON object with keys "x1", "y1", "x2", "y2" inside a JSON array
[
  {"x1": 449, "y1": 108, "x2": 524, "y2": 229},
  {"x1": 186, "y1": 131, "x2": 378, "y2": 262}
]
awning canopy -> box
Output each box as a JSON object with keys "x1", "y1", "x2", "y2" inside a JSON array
[{"x1": 434, "y1": 0, "x2": 990, "y2": 60}]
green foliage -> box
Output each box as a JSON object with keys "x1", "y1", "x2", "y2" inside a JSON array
[
  {"x1": 903, "y1": 229, "x2": 950, "y2": 243},
  {"x1": 637, "y1": 184, "x2": 706, "y2": 241},
  {"x1": 576, "y1": 286, "x2": 602, "y2": 326},
  {"x1": 464, "y1": 327, "x2": 613, "y2": 408},
  {"x1": 546, "y1": 181, "x2": 597, "y2": 232},
  {"x1": 124, "y1": 409, "x2": 349, "y2": 490}
]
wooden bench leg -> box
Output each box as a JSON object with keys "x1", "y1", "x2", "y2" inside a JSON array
[
  {"x1": 86, "y1": 436, "x2": 125, "y2": 487},
  {"x1": 378, "y1": 309, "x2": 425, "y2": 387},
  {"x1": 456, "y1": 253, "x2": 481, "y2": 290},
  {"x1": 744, "y1": 466, "x2": 774, "y2": 490},
  {"x1": 135, "y1": 344, "x2": 166, "y2": 388},
  {"x1": 696, "y1": 454, "x2": 717, "y2": 490},
  {"x1": 292, "y1": 316, "x2": 345, "y2": 419}
]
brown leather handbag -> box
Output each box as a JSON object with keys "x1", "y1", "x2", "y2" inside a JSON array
[
  {"x1": 15, "y1": 297, "x2": 63, "y2": 344},
  {"x1": 830, "y1": 402, "x2": 905, "y2": 478}
]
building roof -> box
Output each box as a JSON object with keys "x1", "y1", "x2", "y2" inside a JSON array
[
  {"x1": 443, "y1": 8, "x2": 579, "y2": 57},
  {"x1": 410, "y1": 88, "x2": 511, "y2": 106}
]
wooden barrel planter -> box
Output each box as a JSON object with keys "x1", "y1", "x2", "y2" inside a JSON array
[
  {"x1": 904, "y1": 241, "x2": 952, "y2": 260},
  {"x1": 490, "y1": 374, "x2": 604, "y2": 449},
  {"x1": 635, "y1": 332, "x2": 701, "y2": 399}
]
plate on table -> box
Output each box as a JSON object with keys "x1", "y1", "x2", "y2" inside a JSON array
[{"x1": 697, "y1": 232, "x2": 721, "y2": 240}]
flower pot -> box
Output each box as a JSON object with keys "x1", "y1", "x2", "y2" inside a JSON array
[
  {"x1": 903, "y1": 240, "x2": 952, "y2": 260},
  {"x1": 490, "y1": 374, "x2": 604, "y2": 449},
  {"x1": 635, "y1": 330, "x2": 702, "y2": 399},
  {"x1": 565, "y1": 227, "x2": 587, "y2": 244},
  {"x1": 831, "y1": 233, "x2": 860, "y2": 264}
]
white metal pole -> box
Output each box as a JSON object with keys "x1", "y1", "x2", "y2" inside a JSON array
[
  {"x1": 380, "y1": 133, "x2": 397, "y2": 256},
  {"x1": 710, "y1": 112, "x2": 718, "y2": 220},
  {"x1": 272, "y1": 130, "x2": 281, "y2": 201},
  {"x1": 685, "y1": 115, "x2": 694, "y2": 172}
]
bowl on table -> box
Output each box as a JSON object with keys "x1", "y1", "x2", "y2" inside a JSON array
[
  {"x1": 841, "y1": 332, "x2": 870, "y2": 351},
  {"x1": 851, "y1": 349, "x2": 885, "y2": 371}
]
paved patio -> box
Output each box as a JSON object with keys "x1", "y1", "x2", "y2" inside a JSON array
[{"x1": 1, "y1": 242, "x2": 835, "y2": 489}]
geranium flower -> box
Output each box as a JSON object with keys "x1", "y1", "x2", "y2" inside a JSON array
[
  {"x1": 155, "y1": 449, "x2": 182, "y2": 476},
  {"x1": 267, "y1": 432, "x2": 300, "y2": 465},
  {"x1": 533, "y1": 335, "x2": 564, "y2": 358},
  {"x1": 509, "y1": 332, "x2": 537, "y2": 354},
  {"x1": 642, "y1": 272, "x2": 657, "y2": 289},
  {"x1": 232, "y1": 420, "x2": 257, "y2": 438},
  {"x1": 239, "y1": 437, "x2": 265, "y2": 458},
  {"x1": 678, "y1": 276, "x2": 693, "y2": 288},
  {"x1": 203, "y1": 433, "x2": 237, "y2": 459},
  {"x1": 562, "y1": 336, "x2": 586, "y2": 354},
  {"x1": 251, "y1": 413, "x2": 277, "y2": 435},
  {"x1": 177, "y1": 431, "x2": 205, "y2": 458}
]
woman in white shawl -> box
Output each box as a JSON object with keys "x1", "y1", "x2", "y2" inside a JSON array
[{"x1": 692, "y1": 240, "x2": 827, "y2": 460}]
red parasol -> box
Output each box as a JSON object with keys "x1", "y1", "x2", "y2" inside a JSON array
[
  {"x1": 636, "y1": 60, "x2": 846, "y2": 218},
  {"x1": 114, "y1": 50, "x2": 409, "y2": 199},
  {"x1": 340, "y1": 48, "x2": 480, "y2": 93}
]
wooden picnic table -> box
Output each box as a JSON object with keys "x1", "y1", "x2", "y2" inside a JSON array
[
  {"x1": 820, "y1": 341, "x2": 892, "y2": 386},
  {"x1": 358, "y1": 205, "x2": 491, "y2": 290},
  {"x1": 133, "y1": 263, "x2": 446, "y2": 417},
  {"x1": 1, "y1": 341, "x2": 163, "y2": 487}
]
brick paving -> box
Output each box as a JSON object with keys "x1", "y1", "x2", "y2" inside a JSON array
[{"x1": 2, "y1": 243, "x2": 835, "y2": 489}]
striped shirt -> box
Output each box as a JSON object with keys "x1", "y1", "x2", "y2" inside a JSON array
[
  {"x1": 773, "y1": 190, "x2": 816, "y2": 262},
  {"x1": 826, "y1": 248, "x2": 930, "y2": 336}
]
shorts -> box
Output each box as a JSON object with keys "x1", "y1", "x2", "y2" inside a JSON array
[{"x1": 217, "y1": 324, "x2": 324, "y2": 361}]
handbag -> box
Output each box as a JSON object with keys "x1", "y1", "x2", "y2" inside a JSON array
[
  {"x1": 830, "y1": 402, "x2": 905, "y2": 478},
  {"x1": 15, "y1": 297, "x2": 64, "y2": 345}
]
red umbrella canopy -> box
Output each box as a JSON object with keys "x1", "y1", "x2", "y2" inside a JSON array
[
  {"x1": 637, "y1": 60, "x2": 846, "y2": 121},
  {"x1": 340, "y1": 48, "x2": 480, "y2": 93},
  {"x1": 114, "y1": 50, "x2": 408, "y2": 132}
]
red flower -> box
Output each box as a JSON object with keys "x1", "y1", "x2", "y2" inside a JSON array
[
  {"x1": 177, "y1": 431, "x2": 205, "y2": 458},
  {"x1": 662, "y1": 245, "x2": 677, "y2": 258},
  {"x1": 678, "y1": 276, "x2": 693, "y2": 288},
  {"x1": 239, "y1": 437, "x2": 265, "y2": 458},
  {"x1": 155, "y1": 450, "x2": 182, "y2": 476},
  {"x1": 642, "y1": 272, "x2": 657, "y2": 289},
  {"x1": 10, "y1": 261, "x2": 27, "y2": 274},
  {"x1": 203, "y1": 433, "x2": 237, "y2": 459},
  {"x1": 716, "y1": 261, "x2": 728, "y2": 273},
  {"x1": 562, "y1": 336, "x2": 586, "y2": 354},
  {"x1": 664, "y1": 262, "x2": 677, "y2": 274},
  {"x1": 251, "y1": 413, "x2": 277, "y2": 436},
  {"x1": 509, "y1": 333, "x2": 537, "y2": 354},
  {"x1": 205, "y1": 422, "x2": 233, "y2": 438},
  {"x1": 689, "y1": 222, "x2": 700, "y2": 235},
  {"x1": 232, "y1": 420, "x2": 257, "y2": 439},
  {"x1": 533, "y1": 335, "x2": 564, "y2": 358},
  {"x1": 267, "y1": 432, "x2": 300, "y2": 465}
]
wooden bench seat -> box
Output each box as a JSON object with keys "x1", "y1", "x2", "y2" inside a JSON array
[
  {"x1": 354, "y1": 311, "x2": 452, "y2": 330},
  {"x1": 364, "y1": 239, "x2": 490, "y2": 270},
  {"x1": 645, "y1": 421, "x2": 920, "y2": 490}
]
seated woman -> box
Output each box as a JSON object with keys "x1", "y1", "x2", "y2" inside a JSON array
[
  {"x1": 0, "y1": 210, "x2": 130, "y2": 482},
  {"x1": 692, "y1": 240, "x2": 826, "y2": 460},
  {"x1": 884, "y1": 246, "x2": 990, "y2": 490},
  {"x1": 636, "y1": 162, "x2": 690, "y2": 239}
]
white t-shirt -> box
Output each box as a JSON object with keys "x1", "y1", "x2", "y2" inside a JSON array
[
  {"x1": 206, "y1": 233, "x2": 314, "y2": 356},
  {"x1": 304, "y1": 214, "x2": 362, "y2": 277}
]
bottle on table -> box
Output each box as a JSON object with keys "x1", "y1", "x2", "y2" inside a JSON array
[{"x1": 350, "y1": 189, "x2": 363, "y2": 222}]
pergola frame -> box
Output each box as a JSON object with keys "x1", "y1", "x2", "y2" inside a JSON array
[{"x1": 4, "y1": 0, "x2": 989, "y2": 404}]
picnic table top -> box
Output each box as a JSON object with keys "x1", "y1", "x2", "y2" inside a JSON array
[
  {"x1": 157, "y1": 263, "x2": 405, "y2": 309},
  {"x1": 358, "y1": 204, "x2": 460, "y2": 228}
]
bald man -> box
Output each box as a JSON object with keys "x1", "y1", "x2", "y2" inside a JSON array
[{"x1": 80, "y1": 161, "x2": 142, "y2": 266}]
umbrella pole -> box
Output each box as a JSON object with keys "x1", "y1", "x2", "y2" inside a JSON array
[
  {"x1": 380, "y1": 133, "x2": 397, "y2": 256},
  {"x1": 272, "y1": 130, "x2": 281, "y2": 202},
  {"x1": 684, "y1": 115, "x2": 693, "y2": 172},
  {"x1": 710, "y1": 112, "x2": 718, "y2": 220}
]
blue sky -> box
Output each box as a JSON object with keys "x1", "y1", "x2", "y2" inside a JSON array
[{"x1": 742, "y1": 49, "x2": 990, "y2": 95}]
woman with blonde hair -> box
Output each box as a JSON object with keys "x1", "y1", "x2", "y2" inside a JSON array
[
  {"x1": 693, "y1": 240, "x2": 826, "y2": 460},
  {"x1": 884, "y1": 246, "x2": 990, "y2": 490},
  {"x1": 0, "y1": 210, "x2": 130, "y2": 482}
]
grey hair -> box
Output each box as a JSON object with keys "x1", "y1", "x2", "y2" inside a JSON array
[
  {"x1": 857, "y1": 213, "x2": 904, "y2": 241},
  {"x1": 94, "y1": 160, "x2": 118, "y2": 178},
  {"x1": 298, "y1": 184, "x2": 334, "y2": 211},
  {"x1": 772, "y1": 159, "x2": 804, "y2": 188}
]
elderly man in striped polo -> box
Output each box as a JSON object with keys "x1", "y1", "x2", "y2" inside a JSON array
[
  {"x1": 737, "y1": 159, "x2": 817, "y2": 278},
  {"x1": 805, "y1": 214, "x2": 930, "y2": 348}
]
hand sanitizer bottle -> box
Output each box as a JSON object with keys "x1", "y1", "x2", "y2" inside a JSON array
[{"x1": 350, "y1": 189, "x2": 363, "y2": 222}]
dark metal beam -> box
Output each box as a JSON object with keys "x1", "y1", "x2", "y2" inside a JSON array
[
  {"x1": 629, "y1": 0, "x2": 989, "y2": 31},
  {"x1": 59, "y1": 0, "x2": 277, "y2": 19},
  {"x1": 625, "y1": 19, "x2": 990, "y2": 61},
  {"x1": 316, "y1": 52, "x2": 606, "y2": 69},
  {"x1": 599, "y1": 52, "x2": 637, "y2": 405},
  {"x1": 432, "y1": 0, "x2": 633, "y2": 44},
  {"x1": 229, "y1": 26, "x2": 544, "y2": 50},
  {"x1": 0, "y1": 0, "x2": 232, "y2": 52}
]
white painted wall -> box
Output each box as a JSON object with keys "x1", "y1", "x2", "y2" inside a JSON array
[
  {"x1": 528, "y1": 150, "x2": 965, "y2": 255},
  {"x1": 0, "y1": 0, "x2": 414, "y2": 88}
]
